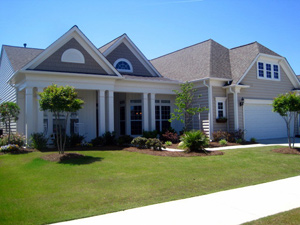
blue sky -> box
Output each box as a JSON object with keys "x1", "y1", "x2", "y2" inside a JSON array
[{"x1": 1, "y1": 0, "x2": 299, "y2": 74}]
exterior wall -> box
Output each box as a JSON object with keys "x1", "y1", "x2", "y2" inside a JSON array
[
  {"x1": 186, "y1": 87, "x2": 209, "y2": 131},
  {"x1": 0, "y1": 49, "x2": 17, "y2": 134},
  {"x1": 238, "y1": 63, "x2": 295, "y2": 130},
  {"x1": 227, "y1": 93, "x2": 234, "y2": 132},
  {"x1": 34, "y1": 38, "x2": 109, "y2": 75},
  {"x1": 212, "y1": 86, "x2": 227, "y2": 132},
  {"x1": 106, "y1": 43, "x2": 153, "y2": 76}
]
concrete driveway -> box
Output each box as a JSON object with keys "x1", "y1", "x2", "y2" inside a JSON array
[{"x1": 258, "y1": 137, "x2": 300, "y2": 147}]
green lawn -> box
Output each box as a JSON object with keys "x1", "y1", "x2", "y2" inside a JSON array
[
  {"x1": 1, "y1": 146, "x2": 300, "y2": 225},
  {"x1": 243, "y1": 207, "x2": 300, "y2": 225}
]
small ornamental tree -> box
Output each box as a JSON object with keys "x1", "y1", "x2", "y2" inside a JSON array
[
  {"x1": 169, "y1": 82, "x2": 208, "y2": 131},
  {"x1": 0, "y1": 102, "x2": 20, "y2": 144},
  {"x1": 39, "y1": 84, "x2": 84, "y2": 154},
  {"x1": 272, "y1": 92, "x2": 300, "y2": 148}
]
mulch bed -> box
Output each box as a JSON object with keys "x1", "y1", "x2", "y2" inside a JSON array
[
  {"x1": 272, "y1": 147, "x2": 300, "y2": 155},
  {"x1": 41, "y1": 153, "x2": 85, "y2": 162},
  {"x1": 123, "y1": 147, "x2": 224, "y2": 157},
  {"x1": 0, "y1": 149, "x2": 33, "y2": 155}
]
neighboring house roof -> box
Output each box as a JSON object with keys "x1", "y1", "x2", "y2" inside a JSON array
[
  {"x1": 3, "y1": 45, "x2": 43, "y2": 72},
  {"x1": 151, "y1": 39, "x2": 282, "y2": 83}
]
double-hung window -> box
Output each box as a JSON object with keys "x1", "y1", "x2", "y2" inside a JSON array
[
  {"x1": 215, "y1": 97, "x2": 226, "y2": 119},
  {"x1": 257, "y1": 62, "x2": 280, "y2": 80},
  {"x1": 155, "y1": 100, "x2": 171, "y2": 132}
]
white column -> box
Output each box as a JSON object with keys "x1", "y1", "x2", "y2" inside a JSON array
[
  {"x1": 108, "y1": 90, "x2": 114, "y2": 132},
  {"x1": 233, "y1": 91, "x2": 239, "y2": 131},
  {"x1": 150, "y1": 93, "x2": 156, "y2": 131},
  {"x1": 143, "y1": 93, "x2": 149, "y2": 131},
  {"x1": 25, "y1": 87, "x2": 34, "y2": 143},
  {"x1": 37, "y1": 87, "x2": 44, "y2": 133},
  {"x1": 98, "y1": 90, "x2": 106, "y2": 136}
]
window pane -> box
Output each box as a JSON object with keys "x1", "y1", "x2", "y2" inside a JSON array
[
  {"x1": 267, "y1": 71, "x2": 272, "y2": 78},
  {"x1": 131, "y1": 106, "x2": 142, "y2": 120},
  {"x1": 162, "y1": 121, "x2": 171, "y2": 132},
  {"x1": 161, "y1": 106, "x2": 170, "y2": 119},
  {"x1": 120, "y1": 106, "x2": 125, "y2": 121},
  {"x1": 70, "y1": 119, "x2": 79, "y2": 135},
  {"x1": 274, "y1": 72, "x2": 279, "y2": 79},
  {"x1": 218, "y1": 110, "x2": 224, "y2": 118},
  {"x1": 259, "y1": 70, "x2": 264, "y2": 77},
  {"x1": 218, "y1": 102, "x2": 223, "y2": 110},
  {"x1": 161, "y1": 100, "x2": 170, "y2": 103},
  {"x1": 156, "y1": 121, "x2": 160, "y2": 132},
  {"x1": 266, "y1": 64, "x2": 271, "y2": 71},
  {"x1": 131, "y1": 121, "x2": 142, "y2": 135},
  {"x1": 273, "y1": 65, "x2": 278, "y2": 72},
  {"x1": 116, "y1": 61, "x2": 130, "y2": 70},
  {"x1": 120, "y1": 121, "x2": 125, "y2": 135},
  {"x1": 155, "y1": 106, "x2": 160, "y2": 119},
  {"x1": 258, "y1": 62, "x2": 264, "y2": 70}
]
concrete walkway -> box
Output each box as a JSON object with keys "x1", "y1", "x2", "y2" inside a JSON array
[{"x1": 53, "y1": 176, "x2": 300, "y2": 225}]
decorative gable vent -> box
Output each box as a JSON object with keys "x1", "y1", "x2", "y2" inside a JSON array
[{"x1": 61, "y1": 48, "x2": 85, "y2": 64}]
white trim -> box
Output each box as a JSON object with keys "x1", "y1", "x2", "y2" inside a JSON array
[
  {"x1": 244, "y1": 99, "x2": 273, "y2": 105},
  {"x1": 215, "y1": 97, "x2": 227, "y2": 119},
  {"x1": 114, "y1": 58, "x2": 133, "y2": 73},
  {"x1": 257, "y1": 61, "x2": 280, "y2": 81}
]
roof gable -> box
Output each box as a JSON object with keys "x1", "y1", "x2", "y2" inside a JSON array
[
  {"x1": 22, "y1": 26, "x2": 121, "y2": 77},
  {"x1": 101, "y1": 34, "x2": 161, "y2": 77}
]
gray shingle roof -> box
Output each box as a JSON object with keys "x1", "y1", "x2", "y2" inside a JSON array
[
  {"x1": 98, "y1": 34, "x2": 124, "y2": 53},
  {"x1": 151, "y1": 40, "x2": 281, "y2": 83},
  {"x1": 3, "y1": 45, "x2": 43, "y2": 72}
]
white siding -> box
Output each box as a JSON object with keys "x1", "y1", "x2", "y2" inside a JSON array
[{"x1": 0, "y1": 49, "x2": 17, "y2": 133}]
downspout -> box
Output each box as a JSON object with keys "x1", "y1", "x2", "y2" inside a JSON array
[
  {"x1": 203, "y1": 80, "x2": 213, "y2": 139},
  {"x1": 229, "y1": 87, "x2": 239, "y2": 131}
]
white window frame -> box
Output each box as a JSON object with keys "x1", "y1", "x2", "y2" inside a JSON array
[
  {"x1": 61, "y1": 48, "x2": 85, "y2": 64},
  {"x1": 257, "y1": 61, "x2": 280, "y2": 81},
  {"x1": 215, "y1": 97, "x2": 226, "y2": 119},
  {"x1": 155, "y1": 100, "x2": 171, "y2": 132},
  {"x1": 114, "y1": 58, "x2": 133, "y2": 73}
]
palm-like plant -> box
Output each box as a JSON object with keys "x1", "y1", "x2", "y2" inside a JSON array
[{"x1": 180, "y1": 130, "x2": 209, "y2": 152}]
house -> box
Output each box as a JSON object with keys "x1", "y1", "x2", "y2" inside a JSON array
[
  {"x1": 0, "y1": 25, "x2": 299, "y2": 142},
  {"x1": 151, "y1": 39, "x2": 300, "y2": 140}
]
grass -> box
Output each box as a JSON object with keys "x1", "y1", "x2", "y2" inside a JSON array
[
  {"x1": 0, "y1": 146, "x2": 300, "y2": 225},
  {"x1": 243, "y1": 207, "x2": 300, "y2": 225}
]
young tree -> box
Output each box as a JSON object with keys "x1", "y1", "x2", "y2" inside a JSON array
[
  {"x1": 169, "y1": 82, "x2": 208, "y2": 131},
  {"x1": 39, "y1": 84, "x2": 84, "y2": 154},
  {"x1": 272, "y1": 92, "x2": 300, "y2": 148},
  {"x1": 0, "y1": 102, "x2": 20, "y2": 144}
]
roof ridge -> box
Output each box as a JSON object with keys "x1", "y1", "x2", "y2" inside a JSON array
[
  {"x1": 151, "y1": 39, "x2": 213, "y2": 61},
  {"x1": 230, "y1": 41, "x2": 257, "y2": 50},
  {"x1": 3, "y1": 45, "x2": 44, "y2": 51}
]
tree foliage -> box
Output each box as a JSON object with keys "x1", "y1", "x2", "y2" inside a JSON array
[
  {"x1": 272, "y1": 92, "x2": 300, "y2": 148},
  {"x1": 169, "y1": 82, "x2": 208, "y2": 130},
  {"x1": 39, "y1": 84, "x2": 84, "y2": 154},
  {"x1": 0, "y1": 102, "x2": 20, "y2": 144}
]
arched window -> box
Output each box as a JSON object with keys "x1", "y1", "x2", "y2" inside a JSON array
[
  {"x1": 61, "y1": 48, "x2": 85, "y2": 64},
  {"x1": 114, "y1": 58, "x2": 133, "y2": 73}
]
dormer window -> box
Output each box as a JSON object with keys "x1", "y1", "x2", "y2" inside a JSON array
[
  {"x1": 257, "y1": 62, "x2": 280, "y2": 81},
  {"x1": 114, "y1": 58, "x2": 133, "y2": 73}
]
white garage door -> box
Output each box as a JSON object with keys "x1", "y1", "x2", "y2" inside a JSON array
[{"x1": 244, "y1": 103, "x2": 289, "y2": 140}]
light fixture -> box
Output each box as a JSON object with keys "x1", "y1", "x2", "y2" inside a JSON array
[{"x1": 240, "y1": 97, "x2": 244, "y2": 106}]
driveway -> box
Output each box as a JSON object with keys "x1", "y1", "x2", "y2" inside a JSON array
[{"x1": 258, "y1": 137, "x2": 300, "y2": 147}]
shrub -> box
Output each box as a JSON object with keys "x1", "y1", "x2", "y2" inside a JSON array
[
  {"x1": 69, "y1": 134, "x2": 85, "y2": 147},
  {"x1": 236, "y1": 138, "x2": 243, "y2": 144},
  {"x1": 232, "y1": 129, "x2": 245, "y2": 142},
  {"x1": 219, "y1": 139, "x2": 227, "y2": 146},
  {"x1": 91, "y1": 136, "x2": 104, "y2": 147},
  {"x1": 117, "y1": 135, "x2": 133, "y2": 146},
  {"x1": 102, "y1": 131, "x2": 116, "y2": 145},
  {"x1": 0, "y1": 144, "x2": 19, "y2": 152},
  {"x1": 0, "y1": 133, "x2": 25, "y2": 147},
  {"x1": 131, "y1": 137, "x2": 148, "y2": 149},
  {"x1": 165, "y1": 141, "x2": 172, "y2": 146},
  {"x1": 161, "y1": 130, "x2": 179, "y2": 143},
  {"x1": 180, "y1": 130, "x2": 209, "y2": 152},
  {"x1": 178, "y1": 141, "x2": 185, "y2": 149},
  {"x1": 250, "y1": 137, "x2": 256, "y2": 143},
  {"x1": 212, "y1": 130, "x2": 230, "y2": 142},
  {"x1": 142, "y1": 130, "x2": 158, "y2": 138},
  {"x1": 30, "y1": 133, "x2": 48, "y2": 150},
  {"x1": 145, "y1": 138, "x2": 165, "y2": 151}
]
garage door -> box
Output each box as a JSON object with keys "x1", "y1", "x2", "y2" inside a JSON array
[{"x1": 244, "y1": 103, "x2": 290, "y2": 140}]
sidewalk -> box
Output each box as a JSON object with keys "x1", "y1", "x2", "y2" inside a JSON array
[{"x1": 53, "y1": 176, "x2": 300, "y2": 225}]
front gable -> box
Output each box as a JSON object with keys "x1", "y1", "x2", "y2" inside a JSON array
[
  {"x1": 22, "y1": 26, "x2": 121, "y2": 77},
  {"x1": 102, "y1": 34, "x2": 161, "y2": 77}
]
